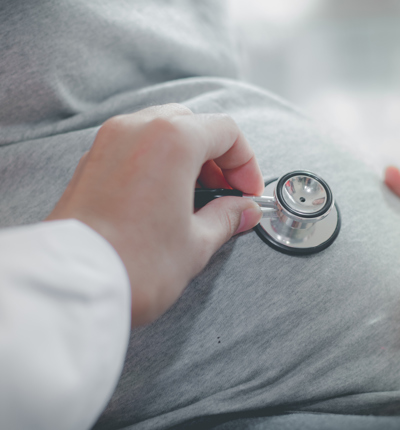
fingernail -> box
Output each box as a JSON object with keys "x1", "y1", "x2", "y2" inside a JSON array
[{"x1": 235, "y1": 206, "x2": 262, "y2": 235}]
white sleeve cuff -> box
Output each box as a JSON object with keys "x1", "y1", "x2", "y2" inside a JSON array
[{"x1": 0, "y1": 219, "x2": 131, "y2": 430}]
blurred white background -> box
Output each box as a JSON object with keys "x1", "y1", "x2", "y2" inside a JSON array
[{"x1": 228, "y1": 0, "x2": 400, "y2": 174}]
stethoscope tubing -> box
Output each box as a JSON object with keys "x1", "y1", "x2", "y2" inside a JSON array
[
  {"x1": 194, "y1": 188, "x2": 244, "y2": 207},
  {"x1": 194, "y1": 188, "x2": 276, "y2": 210}
]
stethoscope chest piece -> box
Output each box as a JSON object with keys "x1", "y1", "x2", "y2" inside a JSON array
[{"x1": 254, "y1": 171, "x2": 341, "y2": 255}]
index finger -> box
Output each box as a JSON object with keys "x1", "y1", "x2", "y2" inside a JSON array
[{"x1": 174, "y1": 113, "x2": 265, "y2": 196}]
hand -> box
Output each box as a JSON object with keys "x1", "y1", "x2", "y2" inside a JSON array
[
  {"x1": 45, "y1": 104, "x2": 264, "y2": 326},
  {"x1": 385, "y1": 166, "x2": 400, "y2": 198}
]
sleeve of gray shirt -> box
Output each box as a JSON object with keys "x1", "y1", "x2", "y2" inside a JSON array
[{"x1": 0, "y1": 1, "x2": 399, "y2": 430}]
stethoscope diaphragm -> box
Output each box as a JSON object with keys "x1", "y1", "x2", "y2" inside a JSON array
[
  {"x1": 194, "y1": 170, "x2": 341, "y2": 256},
  {"x1": 253, "y1": 172, "x2": 341, "y2": 255}
]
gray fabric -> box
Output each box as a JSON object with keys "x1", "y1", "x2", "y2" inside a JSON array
[
  {"x1": 92, "y1": 79, "x2": 400, "y2": 430},
  {"x1": 208, "y1": 413, "x2": 400, "y2": 430},
  {"x1": 0, "y1": 0, "x2": 238, "y2": 145},
  {"x1": 1, "y1": 2, "x2": 400, "y2": 430}
]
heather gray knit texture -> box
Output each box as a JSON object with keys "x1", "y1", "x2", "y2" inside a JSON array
[
  {"x1": 207, "y1": 413, "x2": 400, "y2": 430},
  {"x1": 1, "y1": 1, "x2": 400, "y2": 430}
]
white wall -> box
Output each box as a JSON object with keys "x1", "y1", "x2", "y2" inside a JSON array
[{"x1": 228, "y1": 0, "x2": 400, "y2": 173}]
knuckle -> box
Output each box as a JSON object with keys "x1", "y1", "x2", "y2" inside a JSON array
[
  {"x1": 145, "y1": 117, "x2": 191, "y2": 157},
  {"x1": 162, "y1": 103, "x2": 193, "y2": 116},
  {"x1": 222, "y1": 114, "x2": 240, "y2": 136},
  {"x1": 100, "y1": 115, "x2": 127, "y2": 135},
  {"x1": 216, "y1": 200, "x2": 244, "y2": 238},
  {"x1": 147, "y1": 117, "x2": 179, "y2": 136},
  {"x1": 214, "y1": 112, "x2": 235, "y2": 126},
  {"x1": 219, "y1": 208, "x2": 236, "y2": 237},
  {"x1": 140, "y1": 103, "x2": 193, "y2": 120},
  {"x1": 218, "y1": 112, "x2": 233, "y2": 121},
  {"x1": 217, "y1": 113, "x2": 239, "y2": 137},
  {"x1": 146, "y1": 118, "x2": 180, "y2": 146},
  {"x1": 96, "y1": 115, "x2": 130, "y2": 148}
]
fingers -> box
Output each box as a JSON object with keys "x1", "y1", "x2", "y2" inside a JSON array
[
  {"x1": 99, "y1": 108, "x2": 263, "y2": 196},
  {"x1": 46, "y1": 104, "x2": 265, "y2": 326},
  {"x1": 174, "y1": 113, "x2": 264, "y2": 196},
  {"x1": 193, "y1": 197, "x2": 262, "y2": 266},
  {"x1": 197, "y1": 160, "x2": 231, "y2": 189},
  {"x1": 385, "y1": 166, "x2": 400, "y2": 197}
]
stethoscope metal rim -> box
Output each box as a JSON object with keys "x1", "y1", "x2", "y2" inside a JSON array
[
  {"x1": 276, "y1": 170, "x2": 333, "y2": 219},
  {"x1": 254, "y1": 177, "x2": 341, "y2": 256}
]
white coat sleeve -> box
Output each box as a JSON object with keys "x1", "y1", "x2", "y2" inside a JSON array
[{"x1": 0, "y1": 219, "x2": 131, "y2": 430}]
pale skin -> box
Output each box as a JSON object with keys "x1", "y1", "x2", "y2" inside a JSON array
[
  {"x1": 385, "y1": 165, "x2": 400, "y2": 198},
  {"x1": 46, "y1": 103, "x2": 400, "y2": 327},
  {"x1": 46, "y1": 104, "x2": 264, "y2": 326}
]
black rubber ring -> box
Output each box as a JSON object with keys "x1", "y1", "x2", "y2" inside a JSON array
[
  {"x1": 254, "y1": 177, "x2": 341, "y2": 256},
  {"x1": 276, "y1": 171, "x2": 333, "y2": 219}
]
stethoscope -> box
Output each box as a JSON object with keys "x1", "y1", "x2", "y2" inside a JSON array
[{"x1": 195, "y1": 170, "x2": 341, "y2": 255}]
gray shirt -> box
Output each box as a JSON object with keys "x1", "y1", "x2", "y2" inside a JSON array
[{"x1": 1, "y1": 1, "x2": 400, "y2": 429}]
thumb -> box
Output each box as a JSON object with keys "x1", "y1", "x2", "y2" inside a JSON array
[{"x1": 194, "y1": 196, "x2": 262, "y2": 257}]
